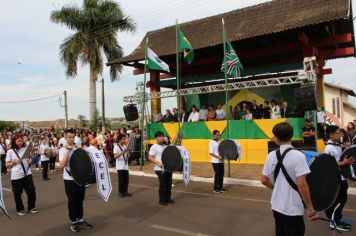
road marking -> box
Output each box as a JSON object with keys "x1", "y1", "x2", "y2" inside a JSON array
[{"x1": 150, "y1": 224, "x2": 213, "y2": 236}]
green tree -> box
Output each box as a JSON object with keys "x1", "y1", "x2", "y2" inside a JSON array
[
  {"x1": 0, "y1": 121, "x2": 18, "y2": 132},
  {"x1": 51, "y1": 0, "x2": 136, "y2": 122},
  {"x1": 77, "y1": 114, "x2": 88, "y2": 128},
  {"x1": 90, "y1": 108, "x2": 101, "y2": 131}
]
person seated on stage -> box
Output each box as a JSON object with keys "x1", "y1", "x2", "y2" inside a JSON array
[
  {"x1": 243, "y1": 109, "x2": 253, "y2": 120},
  {"x1": 207, "y1": 105, "x2": 216, "y2": 121},
  {"x1": 180, "y1": 108, "x2": 188, "y2": 122},
  {"x1": 6, "y1": 133, "x2": 38, "y2": 216},
  {"x1": 172, "y1": 108, "x2": 178, "y2": 122},
  {"x1": 302, "y1": 119, "x2": 316, "y2": 146},
  {"x1": 59, "y1": 128, "x2": 93, "y2": 232},
  {"x1": 215, "y1": 104, "x2": 226, "y2": 120},
  {"x1": 153, "y1": 111, "x2": 163, "y2": 123},
  {"x1": 281, "y1": 101, "x2": 290, "y2": 118},
  {"x1": 148, "y1": 131, "x2": 174, "y2": 206},
  {"x1": 251, "y1": 100, "x2": 262, "y2": 119},
  {"x1": 188, "y1": 106, "x2": 199, "y2": 122},
  {"x1": 262, "y1": 100, "x2": 271, "y2": 119},
  {"x1": 114, "y1": 133, "x2": 132, "y2": 198},
  {"x1": 199, "y1": 104, "x2": 208, "y2": 121},
  {"x1": 233, "y1": 105, "x2": 242, "y2": 120},
  {"x1": 324, "y1": 125, "x2": 355, "y2": 232},
  {"x1": 209, "y1": 130, "x2": 227, "y2": 193},
  {"x1": 261, "y1": 122, "x2": 319, "y2": 236},
  {"x1": 162, "y1": 109, "x2": 174, "y2": 123},
  {"x1": 270, "y1": 100, "x2": 281, "y2": 119}
]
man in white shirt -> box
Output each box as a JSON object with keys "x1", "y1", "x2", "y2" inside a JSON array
[
  {"x1": 261, "y1": 122, "x2": 319, "y2": 235},
  {"x1": 114, "y1": 133, "x2": 132, "y2": 198},
  {"x1": 188, "y1": 106, "x2": 199, "y2": 122},
  {"x1": 324, "y1": 125, "x2": 354, "y2": 232},
  {"x1": 199, "y1": 105, "x2": 208, "y2": 121},
  {"x1": 148, "y1": 131, "x2": 174, "y2": 206},
  {"x1": 316, "y1": 105, "x2": 326, "y2": 138},
  {"x1": 209, "y1": 130, "x2": 227, "y2": 193},
  {"x1": 215, "y1": 104, "x2": 226, "y2": 120},
  {"x1": 59, "y1": 128, "x2": 93, "y2": 232}
]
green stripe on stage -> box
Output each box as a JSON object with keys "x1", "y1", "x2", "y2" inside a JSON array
[
  {"x1": 287, "y1": 118, "x2": 306, "y2": 139},
  {"x1": 146, "y1": 123, "x2": 168, "y2": 139},
  {"x1": 221, "y1": 120, "x2": 268, "y2": 139},
  {"x1": 180, "y1": 122, "x2": 213, "y2": 139}
]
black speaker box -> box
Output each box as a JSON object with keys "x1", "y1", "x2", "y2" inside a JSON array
[
  {"x1": 294, "y1": 85, "x2": 317, "y2": 111},
  {"x1": 123, "y1": 104, "x2": 138, "y2": 121}
]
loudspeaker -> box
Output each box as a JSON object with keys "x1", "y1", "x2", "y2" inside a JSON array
[
  {"x1": 123, "y1": 104, "x2": 138, "y2": 121},
  {"x1": 294, "y1": 85, "x2": 317, "y2": 111}
]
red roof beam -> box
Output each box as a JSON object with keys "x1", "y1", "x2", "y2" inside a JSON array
[
  {"x1": 319, "y1": 47, "x2": 355, "y2": 58},
  {"x1": 312, "y1": 33, "x2": 353, "y2": 47}
]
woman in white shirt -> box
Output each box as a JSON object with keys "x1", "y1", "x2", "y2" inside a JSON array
[
  {"x1": 39, "y1": 138, "x2": 50, "y2": 181},
  {"x1": 215, "y1": 104, "x2": 226, "y2": 120},
  {"x1": 270, "y1": 100, "x2": 281, "y2": 119},
  {"x1": 114, "y1": 133, "x2": 132, "y2": 198},
  {"x1": 6, "y1": 134, "x2": 38, "y2": 216}
]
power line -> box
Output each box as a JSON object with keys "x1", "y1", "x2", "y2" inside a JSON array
[{"x1": 0, "y1": 93, "x2": 62, "y2": 104}]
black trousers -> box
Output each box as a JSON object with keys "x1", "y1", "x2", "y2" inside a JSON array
[
  {"x1": 155, "y1": 171, "x2": 172, "y2": 203},
  {"x1": 1, "y1": 154, "x2": 7, "y2": 175},
  {"x1": 117, "y1": 170, "x2": 129, "y2": 194},
  {"x1": 273, "y1": 210, "x2": 305, "y2": 236},
  {"x1": 49, "y1": 157, "x2": 56, "y2": 170},
  {"x1": 325, "y1": 180, "x2": 348, "y2": 223},
  {"x1": 212, "y1": 163, "x2": 224, "y2": 191},
  {"x1": 41, "y1": 160, "x2": 49, "y2": 180},
  {"x1": 64, "y1": 180, "x2": 85, "y2": 222},
  {"x1": 317, "y1": 123, "x2": 325, "y2": 139},
  {"x1": 11, "y1": 175, "x2": 36, "y2": 212}
]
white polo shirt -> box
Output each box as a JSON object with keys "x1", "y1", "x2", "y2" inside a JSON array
[
  {"x1": 114, "y1": 143, "x2": 129, "y2": 171},
  {"x1": 262, "y1": 144, "x2": 310, "y2": 216},
  {"x1": 6, "y1": 147, "x2": 32, "y2": 180},
  {"x1": 74, "y1": 136, "x2": 82, "y2": 147},
  {"x1": 149, "y1": 143, "x2": 167, "y2": 171},
  {"x1": 216, "y1": 109, "x2": 226, "y2": 120},
  {"x1": 58, "y1": 146, "x2": 75, "y2": 181},
  {"x1": 324, "y1": 140, "x2": 344, "y2": 181},
  {"x1": 0, "y1": 144, "x2": 6, "y2": 156},
  {"x1": 188, "y1": 111, "x2": 199, "y2": 122},
  {"x1": 209, "y1": 139, "x2": 222, "y2": 163},
  {"x1": 316, "y1": 111, "x2": 325, "y2": 124},
  {"x1": 40, "y1": 144, "x2": 49, "y2": 161}
]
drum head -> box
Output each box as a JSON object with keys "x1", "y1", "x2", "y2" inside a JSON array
[
  {"x1": 162, "y1": 146, "x2": 183, "y2": 172},
  {"x1": 218, "y1": 139, "x2": 238, "y2": 160},
  {"x1": 70, "y1": 148, "x2": 93, "y2": 187},
  {"x1": 339, "y1": 145, "x2": 356, "y2": 181},
  {"x1": 306, "y1": 153, "x2": 340, "y2": 211}
]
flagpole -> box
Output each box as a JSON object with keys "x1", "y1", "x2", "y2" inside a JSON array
[
  {"x1": 176, "y1": 19, "x2": 181, "y2": 132},
  {"x1": 222, "y1": 18, "x2": 231, "y2": 177},
  {"x1": 140, "y1": 37, "x2": 148, "y2": 170}
]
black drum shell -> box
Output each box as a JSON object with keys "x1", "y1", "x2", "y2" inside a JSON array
[
  {"x1": 162, "y1": 146, "x2": 183, "y2": 172},
  {"x1": 70, "y1": 148, "x2": 96, "y2": 187},
  {"x1": 339, "y1": 145, "x2": 356, "y2": 181}
]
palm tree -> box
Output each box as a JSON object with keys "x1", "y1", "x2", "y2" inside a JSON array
[{"x1": 51, "y1": 0, "x2": 135, "y2": 122}]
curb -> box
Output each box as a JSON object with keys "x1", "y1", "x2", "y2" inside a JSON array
[{"x1": 109, "y1": 168, "x2": 356, "y2": 195}]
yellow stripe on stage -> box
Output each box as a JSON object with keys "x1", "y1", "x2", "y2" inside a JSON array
[
  {"x1": 253, "y1": 118, "x2": 287, "y2": 138},
  {"x1": 205, "y1": 120, "x2": 227, "y2": 135},
  {"x1": 162, "y1": 123, "x2": 180, "y2": 141}
]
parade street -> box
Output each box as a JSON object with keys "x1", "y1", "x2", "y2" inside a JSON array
[{"x1": 0, "y1": 171, "x2": 355, "y2": 236}]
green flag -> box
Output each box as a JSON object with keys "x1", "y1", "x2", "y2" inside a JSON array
[
  {"x1": 147, "y1": 48, "x2": 170, "y2": 73},
  {"x1": 221, "y1": 42, "x2": 243, "y2": 78},
  {"x1": 179, "y1": 29, "x2": 194, "y2": 64}
]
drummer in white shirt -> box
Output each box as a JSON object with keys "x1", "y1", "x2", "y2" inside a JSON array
[{"x1": 114, "y1": 133, "x2": 132, "y2": 198}]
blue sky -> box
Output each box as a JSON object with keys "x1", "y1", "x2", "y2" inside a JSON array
[{"x1": 0, "y1": 0, "x2": 355, "y2": 121}]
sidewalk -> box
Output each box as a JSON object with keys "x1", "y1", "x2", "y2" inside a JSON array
[{"x1": 110, "y1": 161, "x2": 356, "y2": 195}]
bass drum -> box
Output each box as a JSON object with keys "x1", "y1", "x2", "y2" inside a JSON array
[
  {"x1": 161, "y1": 146, "x2": 183, "y2": 172},
  {"x1": 306, "y1": 153, "x2": 340, "y2": 211},
  {"x1": 339, "y1": 145, "x2": 356, "y2": 181},
  {"x1": 218, "y1": 139, "x2": 242, "y2": 161},
  {"x1": 70, "y1": 148, "x2": 96, "y2": 187}
]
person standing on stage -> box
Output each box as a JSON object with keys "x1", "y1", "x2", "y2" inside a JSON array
[
  {"x1": 261, "y1": 122, "x2": 319, "y2": 236},
  {"x1": 5, "y1": 134, "x2": 38, "y2": 216},
  {"x1": 39, "y1": 138, "x2": 50, "y2": 181},
  {"x1": 209, "y1": 130, "x2": 227, "y2": 193},
  {"x1": 316, "y1": 105, "x2": 326, "y2": 138},
  {"x1": 148, "y1": 131, "x2": 174, "y2": 206},
  {"x1": 114, "y1": 133, "x2": 132, "y2": 198},
  {"x1": 59, "y1": 128, "x2": 93, "y2": 232},
  {"x1": 324, "y1": 125, "x2": 354, "y2": 232}
]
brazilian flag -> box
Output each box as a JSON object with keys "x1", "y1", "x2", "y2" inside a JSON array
[{"x1": 179, "y1": 29, "x2": 194, "y2": 64}]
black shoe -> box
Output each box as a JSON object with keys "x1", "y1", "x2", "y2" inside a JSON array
[
  {"x1": 340, "y1": 221, "x2": 352, "y2": 229},
  {"x1": 70, "y1": 223, "x2": 81, "y2": 232},
  {"x1": 119, "y1": 193, "x2": 126, "y2": 198},
  {"x1": 159, "y1": 201, "x2": 168, "y2": 206},
  {"x1": 29, "y1": 208, "x2": 39, "y2": 214},
  {"x1": 124, "y1": 192, "x2": 132, "y2": 197},
  {"x1": 78, "y1": 220, "x2": 93, "y2": 229},
  {"x1": 166, "y1": 199, "x2": 175, "y2": 204}
]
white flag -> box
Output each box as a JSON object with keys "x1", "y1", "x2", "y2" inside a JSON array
[
  {"x1": 87, "y1": 146, "x2": 112, "y2": 202},
  {"x1": 147, "y1": 48, "x2": 170, "y2": 73},
  {"x1": 178, "y1": 146, "x2": 191, "y2": 186}
]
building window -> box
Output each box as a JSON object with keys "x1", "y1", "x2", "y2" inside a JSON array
[{"x1": 332, "y1": 97, "x2": 340, "y2": 118}]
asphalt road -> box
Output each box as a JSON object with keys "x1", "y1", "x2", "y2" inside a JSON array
[{"x1": 0, "y1": 170, "x2": 355, "y2": 236}]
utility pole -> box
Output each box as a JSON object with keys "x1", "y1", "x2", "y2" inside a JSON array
[
  {"x1": 64, "y1": 90, "x2": 68, "y2": 128},
  {"x1": 101, "y1": 78, "x2": 106, "y2": 132}
]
